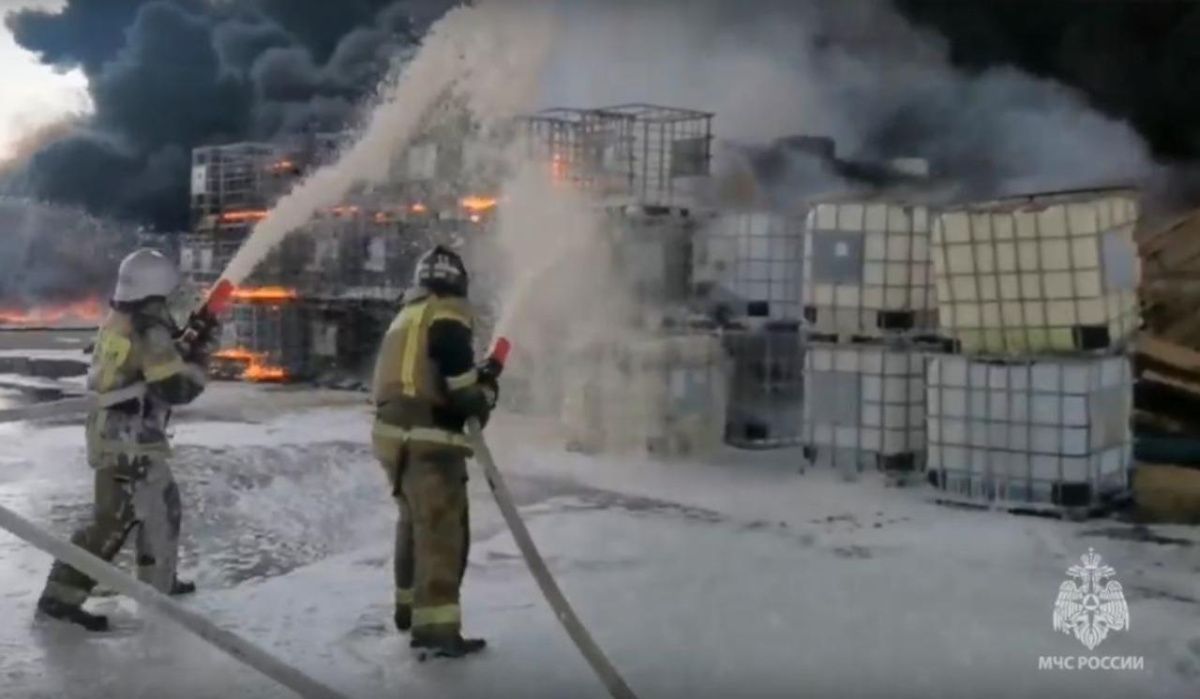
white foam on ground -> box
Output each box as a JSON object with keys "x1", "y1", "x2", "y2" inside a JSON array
[{"x1": 0, "y1": 388, "x2": 1196, "y2": 698}]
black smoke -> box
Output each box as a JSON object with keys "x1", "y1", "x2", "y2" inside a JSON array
[
  {"x1": 0, "y1": 198, "x2": 136, "y2": 307},
  {"x1": 2, "y1": 0, "x2": 456, "y2": 232},
  {"x1": 894, "y1": 0, "x2": 1200, "y2": 165},
  {"x1": 12, "y1": 0, "x2": 1200, "y2": 234}
]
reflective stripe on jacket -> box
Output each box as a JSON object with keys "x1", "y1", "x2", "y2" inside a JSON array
[
  {"x1": 371, "y1": 292, "x2": 478, "y2": 455},
  {"x1": 85, "y1": 306, "x2": 201, "y2": 463}
]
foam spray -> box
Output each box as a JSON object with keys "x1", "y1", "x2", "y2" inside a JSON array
[{"x1": 221, "y1": 0, "x2": 558, "y2": 287}]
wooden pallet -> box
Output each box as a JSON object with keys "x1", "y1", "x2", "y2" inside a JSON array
[
  {"x1": 726, "y1": 421, "x2": 803, "y2": 450},
  {"x1": 930, "y1": 490, "x2": 1133, "y2": 522},
  {"x1": 927, "y1": 469, "x2": 1133, "y2": 521},
  {"x1": 805, "y1": 331, "x2": 952, "y2": 351}
]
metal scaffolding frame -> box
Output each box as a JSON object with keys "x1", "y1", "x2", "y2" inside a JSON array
[
  {"x1": 520, "y1": 103, "x2": 713, "y2": 206},
  {"x1": 190, "y1": 143, "x2": 296, "y2": 228},
  {"x1": 723, "y1": 323, "x2": 805, "y2": 449}
]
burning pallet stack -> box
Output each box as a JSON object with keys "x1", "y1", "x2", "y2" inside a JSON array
[
  {"x1": 187, "y1": 140, "x2": 319, "y2": 383},
  {"x1": 925, "y1": 190, "x2": 1140, "y2": 517},
  {"x1": 799, "y1": 195, "x2": 945, "y2": 481},
  {"x1": 183, "y1": 127, "x2": 499, "y2": 384}
]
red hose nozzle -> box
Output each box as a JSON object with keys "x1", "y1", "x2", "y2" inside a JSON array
[
  {"x1": 489, "y1": 337, "x2": 511, "y2": 368},
  {"x1": 205, "y1": 279, "x2": 235, "y2": 316}
]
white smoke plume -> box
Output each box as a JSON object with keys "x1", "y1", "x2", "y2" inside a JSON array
[
  {"x1": 485, "y1": 159, "x2": 628, "y2": 414},
  {"x1": 481, "y1": 0, "x2": 1160, "y2": 446},
  {"x1": 538, "y1": 0, "x2": 1154, "y2": 198}
]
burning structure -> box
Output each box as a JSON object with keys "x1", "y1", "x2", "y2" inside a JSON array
[
  {"x1": 181, "y1": 99, "x2": 922, "y2": 452},
  {"x1": 182, "y1": 117, "x2": 501, "y2": 383},
  {"x1": 0, "y1": 198, "x2": 137, "y2": 329},
  {"x1": 182, "y1": 101, "x2": 721, "y2": 384}
]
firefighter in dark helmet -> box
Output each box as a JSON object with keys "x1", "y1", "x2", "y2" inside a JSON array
[{"x1": 371, "y1": 244, "x2": 497, "y2": 658}]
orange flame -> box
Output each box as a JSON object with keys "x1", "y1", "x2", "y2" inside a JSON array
[
  {"x1": 268, "y1": 160, "x2": 295, "y2": 172},
  {"x1": 410, "y1": 202, "x2": 428, "y2": 213},
  {"x1": 213, "y1": 347, "x2": 259, "y2": 362},
  {"x1": 213, "y1": 347, "x2": 290, "y2": 383},
  {"x1": 460, "y1": 196, "x2": 498, "y2": 212},
  {"x1": 243, "y1": 363, "x2": 288, "y2": 382},
  {"x1": 230, "y1": 286, "x2": 298, "y2": 303},
  {"x1": 220, "y1": 210, "x2": 269, "y2": 223},
  {"x1": 327, "y1": 205, "x2": 360, "y2": 217},
  {"x1": 0, "y1": 296, "x2": 105, "y2": 327}
]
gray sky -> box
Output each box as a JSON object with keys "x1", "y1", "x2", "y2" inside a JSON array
[{"x1": 0, "y1": 0, "x2": 88, "y2": 159}]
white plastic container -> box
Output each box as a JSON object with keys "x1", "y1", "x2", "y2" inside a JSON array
[
  {"x1": 931, "y1": 191, "x2": 1140, "y2": 355},
  {"x1": 802, "y1": 343, "x2": 926, "y2": 473},
  {"x1": 693, "y1": 212, "x2": 805, "y2": 320},
  {"x1": 803, "y1": 202, "x2": 936, "y2": 336},
  {"x1": 562, "y1": 333, "x2": 729, "y2": 457},
  {"x1": 926, "y1": 355, "x2": 1131, "y2": 511}
]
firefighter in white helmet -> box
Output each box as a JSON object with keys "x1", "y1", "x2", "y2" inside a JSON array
[{"x1": 36, "y1": 248, "x2": 218, "y2": 631}]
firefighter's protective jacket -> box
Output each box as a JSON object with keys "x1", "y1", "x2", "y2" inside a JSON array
[
  {"x1": 371, "y1": 290, "x2": 492, "y2": 457},
  {"x1": 85, "y1": 302, "x2": 207, "y2": 464}
]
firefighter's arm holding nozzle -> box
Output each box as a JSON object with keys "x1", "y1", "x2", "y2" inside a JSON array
[
  {"x1": 427, "y1": 309, "x2": 498, "y2": 429},
  {"x1": 137, "y1": 299, "x2": 219, "y2": 409},
  {"x1": 138, "y1": 317, "x2": 210, "y2": 407}
]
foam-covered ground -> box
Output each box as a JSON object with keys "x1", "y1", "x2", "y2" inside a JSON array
[{"x1": 0, "y1": 383, "x2": 1197, "y2": 699}]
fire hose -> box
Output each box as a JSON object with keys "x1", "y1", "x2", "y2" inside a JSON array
[
  {"x1": 472, "y1": 339, "x2": 639, "y2": 699},
  {"x1": 0, "y1": 503, "x2": 350, "y2": 699},
  {"x1": 0, "y1": 383, "x2": 146, "y2": 424}
]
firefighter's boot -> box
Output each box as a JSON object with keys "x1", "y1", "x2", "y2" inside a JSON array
[
  {"x1": 170, "y1": 578, "x2": 196, "y2": 596},
  {"x1": 36, "y1": 597, "x2": 110, "y2": 632},
  {"x1": 411, "y1": 632, "x2": 487, "y2": 658},
  {"x1": 394, "y1": 606, "x2": 412, "y2": 632}
]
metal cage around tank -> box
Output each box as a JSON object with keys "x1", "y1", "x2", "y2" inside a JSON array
[
  {"x1": 722, "y1": 322, "x2": 806, "y2": 449},
  {"x1": 519, "y1": 104, "x2": 714, "y2": 206}
]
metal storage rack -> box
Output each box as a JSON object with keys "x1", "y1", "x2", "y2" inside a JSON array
[
  {"x1": 723, "y1": 323, "x2": 805, "y2": 449},
  {"x1": 520, "y1": 104, "x2": 713, "y2": 206}
]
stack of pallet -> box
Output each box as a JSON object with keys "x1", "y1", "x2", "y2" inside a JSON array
[
  {"x1": 1123, "y1": 206, "x2": 1200, "y2": 523},
  {"x1": 800, "y1": 199, "x2": 944, "y2": 481},
  {"x1": 925, "y1": 190, "x2": 1140, "y2": 518},
  {"x1": 1133, "y1": 208, "x2": 1200, "y2": 438}
]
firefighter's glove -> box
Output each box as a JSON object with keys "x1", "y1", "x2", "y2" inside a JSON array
[
  {"x1": 480, "y1": 379, "x2": 499, "y2": 411},
  {"x1": 477, "y1": 359, "x2": 501, "y2": 385},
  {"x1": 178, "y1": 313, "x2": 221, "y2": 364},
  {"x1": 194, "y1": 321, "x2": 222, "y2": 362}
]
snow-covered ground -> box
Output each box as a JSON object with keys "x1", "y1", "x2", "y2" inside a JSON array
[{"x1": 0, "y1": 383, "x2": 1197, "y2": 699}]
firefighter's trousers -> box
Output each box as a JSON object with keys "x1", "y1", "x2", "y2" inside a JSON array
[
  {"x1": 380, "y1": 442, "x2": 470, "y2": 641},
  {"x1": 41, "y1": 454, "x2": 182, "y2": 608}
]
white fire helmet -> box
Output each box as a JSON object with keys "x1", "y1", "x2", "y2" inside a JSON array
[{"x1": 112, "y1": 248, "x2": 181, "y2": 304}]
